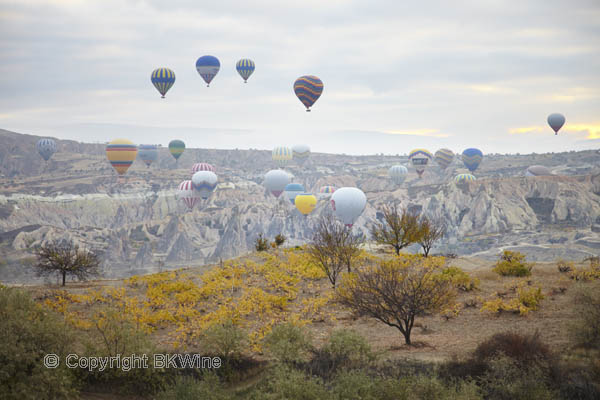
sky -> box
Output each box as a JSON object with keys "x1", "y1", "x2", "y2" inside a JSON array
[{"x1": 1, "y1": 0, "x2": 599, "y2": 155}]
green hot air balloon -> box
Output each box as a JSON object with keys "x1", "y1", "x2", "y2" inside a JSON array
[{"x1": 168, "y1": 140, "x2": 185, "y2": 162}]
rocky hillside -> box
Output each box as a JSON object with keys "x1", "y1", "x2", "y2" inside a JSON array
[{"x1": 1, "y1": 128, "x2": 600, "y2": 283}]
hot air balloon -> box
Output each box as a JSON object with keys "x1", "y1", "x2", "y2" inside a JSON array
[
  {"x1": 36, "y1": 138, "x2": 57, "y2": 161},
  {"x1": 192, "y1": 163, "x2": 215, "y2": 173},
  {"x1": 292, "y1": 144, "x2": 310, "y2": 164},
  {"x1": 454, "y1": 173, "x2": 476, "y2": 183},
  {"x1": 408, "y1": 149, "x2": 432, "y2": 178},
  {"x1": 177, "y1": 180, "x2": 199, "y2": 209},
  {"x1": 547, "y1": 113, "x2": 566, "y2": 135},
  {"x1": 192, "y1": 171, "x2": 218, "y2": 199},
  {"x1": 151, "y1": 68, "x2": 175, "y2": 98},
  {"x1": 196, "y1": 55, "x2": 220, "y2": 87},
  {"x1": 284, "y1": 183, "x2": 305, "y2": 205},
  {"x1": 294, "y1": 75, "x2": 323, "y2": 112},
  {"x1": 272, "y1": 146, "x2": 293, "y2": 166},
  {"x1": 264, "y1": 169, "x2": 290, "y2": 198},
  {"x1": 461, "y1": 148, "x2": 483, "y2": 173},
  {"x1": 434, "y1": 148, "x2": 454, "y2": 170},
  {"x1": 106, "y1": 139, "x2": 137, "y2": 176},
  {"x1": 318, "y1": 185, "x2": 336, "y2": 199},
  {"x1": 389, "y1": 165, "x2": 408, "y2": 185},
  {"x1": 330, "y1": 187, "x2": 367, "y2": 227},
  {"x1": 137, "y1": 144, "x2": 158, "y2": 167},
  {"x1": 168, "y1": 140, "x2": 185, "y2": 161},
  {"x1": 526, "y1": 165, "x2": 552, "y2": 177},
  {"x1": 295, "y1": 194, "x2": 317, "y2": 216},
  {"x1": 236, "y1": 59, "x2": 255, "y2": 83}
]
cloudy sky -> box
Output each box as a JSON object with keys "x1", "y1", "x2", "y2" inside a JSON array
[{"x1": 1, "y1": 0, "x2": 599, "y2": 155}]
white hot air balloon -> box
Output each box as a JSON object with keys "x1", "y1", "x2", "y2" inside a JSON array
[
  {"x1": 192, "y1": 171, "x2": 218, "y2": 199},
  {"x1": 264, "y1": 169, "x2": 291, "y2": 198},
  {"x1": 330, "y1": 187, "x2": 367, "y2": 227},
  {"x1": 177, "y1": 180, "x2": 199, "y2": 209},
  {"x1": 292, "y1": 144, "x2": 310, "y2": 164},
  {"x1": 389, "y1": 165, "x2": 408, "y2": 185}
]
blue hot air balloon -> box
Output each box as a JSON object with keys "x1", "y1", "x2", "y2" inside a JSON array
[
  {"x1": 284, "y1": 183, "x2": 305, "y2": 205},
  {"x1": 137, "y1": 144, "x2": 158, "y2": 168},
  {"x1": 151, "y1": 68, "x2": 175, "y2": 98},
  {"x1": 36, "y1": 138, "x2": 57, "y2": 161},
  {"x1": 196, "y1": 55, "x2": 220, "y2": 87},
  {"x1": 236, "y1": 59, "x2": 255, "y2": 83},
  {"x1": 294, "y1": 75, "x2": 323, "y2": 112},
  {"x1": 461, "y1": 148, "x2": 483, "y2": 173}
]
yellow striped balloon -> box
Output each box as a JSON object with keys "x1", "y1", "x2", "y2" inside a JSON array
[
  {"x1": 295, "y1": 194, "x2": 317, "y2": 216},
  {"x1": 151, "y1": 68, "x2": 175, "y2": 98},
  {"x1": 272, "y1": 146, "x2": 293, "y2": 166},
  {"x1": 454, "y1": 173, "x2": 476, "y2": 183},
  {"x1": 106, "y1": 139, "x2": 137, "y2": 175}
]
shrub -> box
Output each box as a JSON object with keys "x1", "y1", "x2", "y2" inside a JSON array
[
  {"x1": 481, "y1": 281, "x2": 545, "y2": 316},
  {"x1": 473, "y1": 331, "x2": 552, "y2": 365},
  {"x1": 439, "y1": 266, "x2": 479, "y2": 291},
  {"x1": 200, "y1": 320, "x2": 247, "y2": 360},
  {"x1": 493, "y1": 251, "x2": 533, "y2": 277},
  {"x1": 274, "y1": 234, "x2": 286, "y2": 247},
  {"x1": 569, "y1": 259, "x2": 600, "y2": 281},
  {"x1": 154, "y1": 373, "x2": 228, "y2": 400},
  {"x1": 557, "y1": 259, "x2": 574, "y2": 273},
  {"x1": 0, "y1": 287, "x2": 79, "y2": 399},
  {"x1": 255, "y1": 234, "x2": 269, "y2": 252},
  {"x1": 264, "y1": 322, "x2": 312, "y2": 364},
  {"x1": 245, "y1": 365, "x2": 328, "y2": 400},
  {"x1": 569, "y1": 283, "x2": 600, "y2": 349}
]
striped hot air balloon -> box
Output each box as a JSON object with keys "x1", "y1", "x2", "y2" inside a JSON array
[
  {"x1": 137, "y1": 144, "x2": 158, "y2": 167},
  {"x1": 168, "y1": 140, "x2": 185, "y2": 161},
  {"x1": 36, "y1": 138, "x2": 57, "y2": 161},
  {"x1": 236, "y1": 59, "x2": 255, "y2": 83},
  {"x1": 461, "y1": 148, "x2": 483, "y2": 173},
  {"x1": 389, "y1": 165, "x2": 408, "y2": 185},
  {"x1": 408, "y1": 149, "x2": 433, "y2": 178},
  {"x1": 192, "y1": 171, "x2": 218, "y2": 199},
  {"x1": 318, "y1": 185, "x2": 336, "y2": 199},
  {"x1": 272, "y1": 146, "x2": 293, "y2": 166},
  {"x1": 196, "y1": 55, "x2": 220, "y2": 87},
  {"x1": 106, "y1": 139, "x2": 137, "y2": 176},
  {"x1": 151, "y1": 68, "x2": 175, "y2": 98},
  {"x1": 454, "y1": 173, "x2": 476, "y2": 183},
  {"x1": 177, "y1": 180, "x2": 199, "y2": 209},
  {"x1": 294, "y1": 75, "x2": 323, "y2": 112},
  {"x1": 434, "y1": 148, "x2": 454, "y2": 170},
  {"x1": 295, "y1": 193, "x2": 317, "y2": 216},
  {"x1": 292, "y1": 144, "x2": 310, "y2": 164},
  {"x1": 192, "y1": 163, "x2": 215, "y2": 173}
]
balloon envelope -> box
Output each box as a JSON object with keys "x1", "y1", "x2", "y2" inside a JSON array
[
  {"x1": 192, "y1": 163, "x2": 215, "y2": 173},
  {"x1": 106, "y1": 139, "x2": 137, "y2": 175},
  {"x1": 272, "y1": 146, "x2": 293, "y2": 166},
  {"x1": 177, "y1": 180, "x2": 199, "y2": 209},
  {"x1": 151, "y1": 68, "x2": 175, "y2": 98},
  {"x1": 547, "y1": 113, "x2": 565, "y2": 135},
  {"x1": 408, "y1": 149, "x2": 432, "y2": 178},
  {"x1": 292, "y1": 144, "x2": 310, "y2": 163},
  {"x1": 454, "y1": 173, "x2": 476, "y2": 183},
  {"x1": 294, "y1": 75, "x2": 323, "y2": 111},
  {"x1": 36, "y1": 138, "x2": 57, "y2": 161},
  {"x1": 330, "y1": 187, "x2": 367, "y2": 227},
  {"x1": 168, "y1": 140, "x2": 185, "y2": 160},
  {"x1": 295, "y1": 194, "x2": 317, "y2": 215},
  {"x1": 196, "y1": 55, "x2": 220, "y2": 86},
  {"x1": 389, "y1": 165, "x2": 408, "y2": 185},
  {"x1": 461, "y1": 148, "x2": 483, "y2": 173},
  {"x1": 192, "y1": 171, "x2": 218, "y2": 199},
  {"x1": 284, "y1": 183, "x2": 305, "y2": 205},
  {"x1": 236, "y1": 59, "x2": 255, "y2": 82},
  {"x1": 526, "y1": 165, "x2": 552, "y2": 177},
  {"x1": 434, "y1": 148, "x2": 454, "y2": 169},
  {"x1": 264, "y1": 169, "x2": 290, "y2": 198},
  {"x1": 318, "y1": 185, "x2": 336, "y2": 199},
  {"x1": 137, "y1": 144, "x2": 158, "y2": 167}
]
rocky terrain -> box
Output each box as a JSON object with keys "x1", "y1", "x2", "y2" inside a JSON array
[{"x1": 1, "y1": 128, "x2": 600, "y2": 283}]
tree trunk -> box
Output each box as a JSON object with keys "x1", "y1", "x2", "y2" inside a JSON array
[
  {"x1": 403, "y1": 330, "x2": 411, "y2": 345},
  {"x1": 395, "y1": 245, "x2": 400, "y2": 255},
  {"x1": 62, "y1": 271, "x2": 66, "y2": 286}
]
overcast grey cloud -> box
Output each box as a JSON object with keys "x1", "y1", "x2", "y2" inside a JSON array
[{"x1": 1, "y1": 0, "x2": 599, "y2": 154}]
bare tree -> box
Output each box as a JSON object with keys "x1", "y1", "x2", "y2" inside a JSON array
[
  {"x1": 337, "y1": 256, "x2": 455, "y2": 345},
  {"x1": 34, "y1": 241, "x2": 100, "y2": 286},
  {"x1": 418, "y1": 215, "x2": 446, "y2": 257},
  {"x1": 370, "y1": 204, "x2": 422, "y2": 255},
  {"x1": 307, "y1": 214, "x2": 363, "y2": 288}
]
